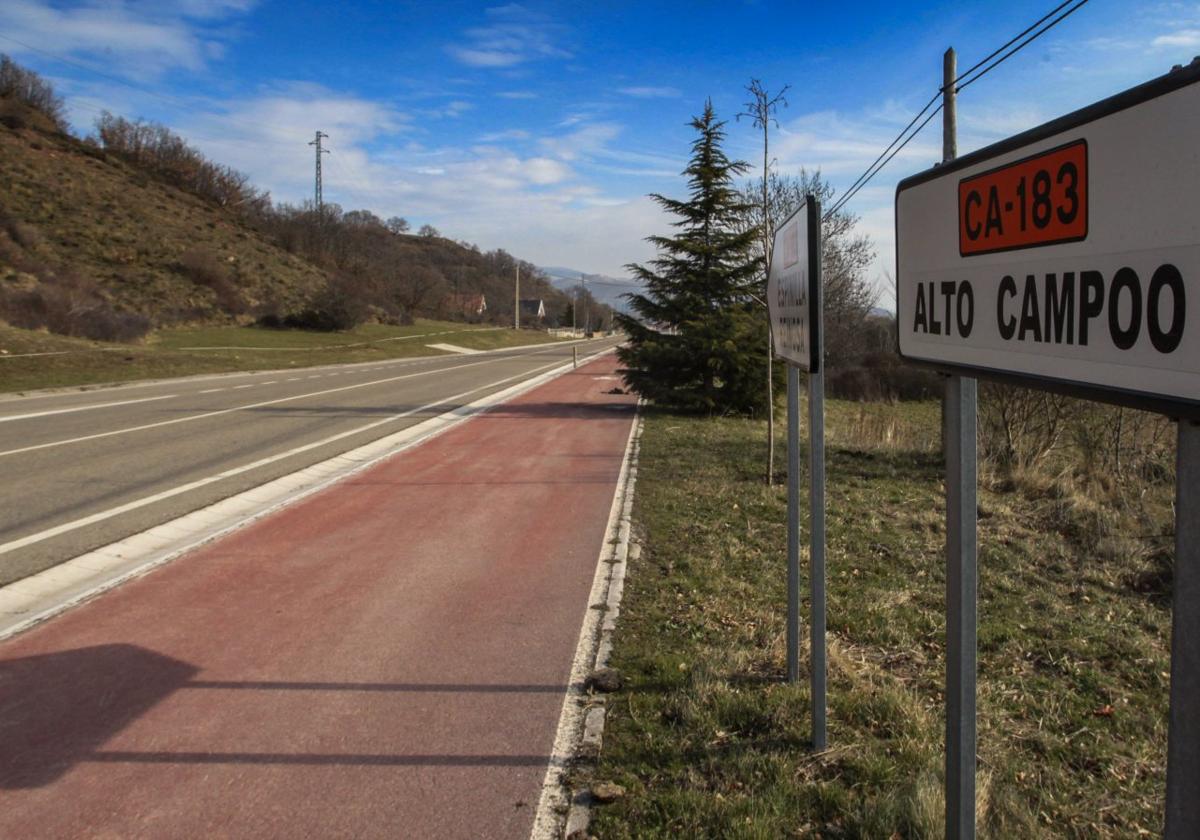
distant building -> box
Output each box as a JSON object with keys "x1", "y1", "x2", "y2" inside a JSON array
[
  {"x1": 446, "y1": 293, "x2": 487, "y2": 318},
  {"x1": 519, "y1": 299, "x2": 546, "y2": 320}
]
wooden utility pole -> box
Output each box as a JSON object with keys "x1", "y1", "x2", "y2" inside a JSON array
[{"x1": 514, "y1": 264, "x2": 520, "y2": 329}]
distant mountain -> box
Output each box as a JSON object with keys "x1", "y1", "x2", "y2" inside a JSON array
[{"x1": 540, "y1": 266, "x2": 642, "y2": 312}]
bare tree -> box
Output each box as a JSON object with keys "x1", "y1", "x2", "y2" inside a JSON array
[
  {"x1": 738, "y1": 79, "x2": 789, "y2": 485},
  {"x1": 741, "y1": 171, "x2": 878, "y2": 363}
]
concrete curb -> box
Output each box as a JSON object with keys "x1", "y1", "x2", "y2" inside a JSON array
[
  {"x1": 0, "y1": 347, "x2": 616, "y2": 642},
  {"x1": 530, "y1": 403, "x2": 644, "y2": 840}
]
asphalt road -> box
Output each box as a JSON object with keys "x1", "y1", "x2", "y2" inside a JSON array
[
  {"x1": 0, "y1": 338, "x2": 620, "y2": 586},
  {"x1": 0, "y1": 354, "x2": 638, "y2": 838}
]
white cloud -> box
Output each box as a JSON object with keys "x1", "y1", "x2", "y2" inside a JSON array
[
  {"x1": 446, "y1": 4, "x2": 570, "y2": 68},
  {"x1": 498, "y1": 90, "x2": 538, "y2": 99},
  {"x1": 617, "y1": 86, "x2": 681, "y2": 98},
  {"x1": 479, "y1": 128, "x2": 532, "y2": 142},
  {"x1": 539, "y1": 122, "x2": 622, "y2": 161},
  {"x1": 1152, "y1": 28, "x2": 1200, "y2": 48},
  {"x1": 0, "y1": 0, "x2": 254, "y2": 75},
  {"x1": 523, "y1": 157, "x2": 571, "y2": 184}
]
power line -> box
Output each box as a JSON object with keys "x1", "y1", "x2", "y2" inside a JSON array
[
  {"x1": 824, "y1": 0, "x2": 1090, "y2": 220},
  {"x1": 824, "y1": 91, "x2": 940, "y2": 220},
  {"x1": 948, "y1": 0, "x2": 1078, "y2": 91},
  {"x1": 827, "y1": 105, "x2": 943, "y2": 219},
  {"x1": 955, "y1": 0, "x2": 1090, "y2": 93}
]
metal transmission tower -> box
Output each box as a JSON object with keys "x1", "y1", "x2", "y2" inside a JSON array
[{"x1": 308, "y1": 131, "x2": 330, "y2": 209}]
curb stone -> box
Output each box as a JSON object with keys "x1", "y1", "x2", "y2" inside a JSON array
[{"x1": 529, "y1": 407, "x2": 644, "y2": 840}]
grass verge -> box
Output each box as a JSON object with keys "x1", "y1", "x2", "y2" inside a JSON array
[
  {"x1": 589, "y1": 399, "x2": 1172, "y2": 838},
  {"x1": 0, "y1": 320, "x2": 568, "y2": 393}
]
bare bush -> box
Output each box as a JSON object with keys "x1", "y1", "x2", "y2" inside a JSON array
[
  {"x1": 178, "y1": 249, "x2": 246, "y2": 315},
  {"x1": 0, "y1": 266, "x2": 151, "y2": 341},
  {"x1": 0, "y1": 55, "x2": 68, "y2": 132},
  {"x1": 94, "y1": 113, "x2": 270, "y2": 214},
  {"x1": 980, "y1": 383, "x2": 1075, "y2": 471},
  {"x1": 287, "y1": 274, "x2": 371, "y2": 331}
]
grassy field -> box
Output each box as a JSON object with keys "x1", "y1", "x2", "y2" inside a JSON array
[
  {"x1": 588, "y1": 398, "x2": 1173, "y2": 838},
  {"x1": 0, "y1": 320, "x2": 568, "y2": 393}
]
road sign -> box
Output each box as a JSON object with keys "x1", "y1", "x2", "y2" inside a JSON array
[
  {"x1": 896, "y1": 63, "x2": 1200, "y2": 417},
  {"x1": 768, "y1": 199, "x2": 821, "y2": 371}
]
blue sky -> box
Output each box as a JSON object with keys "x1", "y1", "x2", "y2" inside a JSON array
[{"x1": 1, "y1": 1, "x2": 1197, "y2": 305}]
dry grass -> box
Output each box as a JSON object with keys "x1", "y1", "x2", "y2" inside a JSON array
[
  {"x1": 0, "y1": 111, "x2": 327, "y2": 327},
  {"x1": 589, "y1": 399, "x2": 1172, "y2": 838}
]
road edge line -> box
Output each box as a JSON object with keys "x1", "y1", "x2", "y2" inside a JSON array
[
  {"x1": 0, "y1": 348, "x2": 615, "y2": 642},
  {"x1": 530, "y1": 400, "x2": 643, "y2": 840}
]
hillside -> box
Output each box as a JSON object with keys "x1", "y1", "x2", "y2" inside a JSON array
[
  {"x1": 0, "y1": 97, "x2": 328, "y2": 336},
  {"x1": 0, "y1": 54, "x2": 609, "y2": 344}
]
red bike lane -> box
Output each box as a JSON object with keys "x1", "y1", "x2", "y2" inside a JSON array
[{"x1": 0, "y1": 355, "x2": 636, "y2": 839}]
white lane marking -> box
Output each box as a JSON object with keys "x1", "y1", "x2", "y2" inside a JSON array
[
  {"x1": 199, "y1": 388, "x2": 224, "y2": 394},
  {"x1": 260, "y1": 380, "x2": 278, "y2": 385},
  {"x1": 0, "y1": 350, "x2": 72, "y2": 359},
  {"x1": 0, "y1": 348, "x2": 569, "y2": 459},
  {"x1": 233, "y1": 384, "x2": 254, "y2": 390},
  {"x1": 0, "y1": 394, "x2": 178, "y2": 424},
  {"x1": 426, "y1": 343, "x2": 480, "y2": 355},
  {"x1": 0, "y1": 356, "x2": 574, "y2": 558},
  {"x1": 285, "y1": 378, "x2": 300, "y2": 382}
]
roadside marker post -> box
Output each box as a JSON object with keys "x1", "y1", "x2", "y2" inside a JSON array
[
  {"x1": 768, "y1": 195, "x2": 825, "y2": 749},
  {"x1": 896, "y1": 59, "x2": 1200, "y2": 838}
]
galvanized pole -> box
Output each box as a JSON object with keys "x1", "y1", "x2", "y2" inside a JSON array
[
  {"x1": 942, "y1": 46, "x2": 978, "y2": 840},
  {"x1": 808, "y1": 200, "x2": 827, "y2": 752},
  {"x1": 1166, "y1": 420, "x2": 1200, "y2": 838},
  {"x1": 786, "y1": 364, "x2": 801, "y2": 684}
]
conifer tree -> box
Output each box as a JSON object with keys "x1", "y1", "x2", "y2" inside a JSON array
[{"x1": 616, "y1": 101, "x2": 767, "y2": 414}]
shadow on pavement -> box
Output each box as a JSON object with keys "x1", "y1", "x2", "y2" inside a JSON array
[
  {"x1": 1, "y1": 644, "x2": 566, "y2": 786},
  {"x1": 0, "y1": 643, "x2": 198, "y2": 789}
]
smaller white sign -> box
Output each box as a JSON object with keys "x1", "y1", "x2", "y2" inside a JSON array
[{"x1": 767, "y1": 199, "x2": 821, "y2": 371}]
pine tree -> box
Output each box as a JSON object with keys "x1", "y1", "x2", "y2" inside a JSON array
[{"x1": 616, "y1": 101, "x2": 767, "y2": 414}]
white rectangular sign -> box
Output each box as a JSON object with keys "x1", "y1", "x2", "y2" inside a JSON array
[
  {"x1": 768, "y1": 198, "x2": 821, "y2": 371},
  {"x1": 896, "y1": 65, "x2": 1200, "y2": 416}
]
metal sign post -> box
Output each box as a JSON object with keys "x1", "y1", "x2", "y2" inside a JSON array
[
  {"x1": 807, "y1": 228, "x2": 827, "y2": 750},
  {"x1": 896, "y1": 59, "x2": 1200, "y2": 838},
  {"x1": 1166, "y1": 420, "x2": 1200, "y2": 836},
  {"x1": 787, "y1": 365, "x2": 801, "y2": 684},
  {"x1": 941, "y1": 47, "x2": 978, "y2": 840},
  {"x1": 768, "y1": 197, "x2": 825, "y2": 749}
]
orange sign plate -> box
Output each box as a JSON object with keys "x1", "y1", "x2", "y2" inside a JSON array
[{"x1": 958, "y1": 140, "x2": 1088, "y2": 256}]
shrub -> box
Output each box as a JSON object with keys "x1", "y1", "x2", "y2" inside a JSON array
[
  {"x1": 826, "y1": 353, "x2": 941, "y2": 402},
  {"x1": 0, "y1": 261, "x2": 151, "y2": 342},
  {"x1": 285, "y1": 275, "x2": 370, "y2": 331},
  {"x1": 178, "y1": 249, "x2": 246, "y2": 315},
  {"x1": 0, "y1": 55, "x2": 68, "y2": 132}
]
